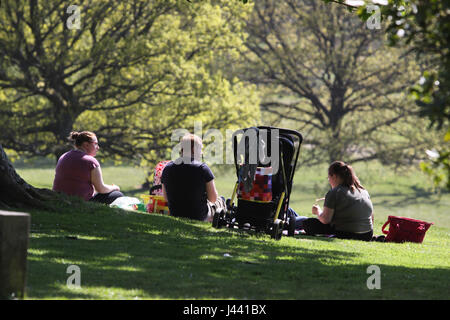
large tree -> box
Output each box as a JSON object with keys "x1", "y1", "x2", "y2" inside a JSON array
[
  {"x1": 0, "y1": 0, "x2": 258, "y2": 162},
  {"x1": 242, "y1": 0, "x2": 436, "y2": 165},
  {"x1": 0, "y1": 0, "x2": 259, "y2": 208},
  {"x1": 0, "y1": 144, "x2": 51, "y2": 209}
]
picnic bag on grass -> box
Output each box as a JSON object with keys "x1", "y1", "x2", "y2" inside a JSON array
[
  {"x1": 140, "y1": 194, "x2": 169, "y2": 215},
  {"x1": 381, "y1": 216, "x2": 433, "y2": 243}
]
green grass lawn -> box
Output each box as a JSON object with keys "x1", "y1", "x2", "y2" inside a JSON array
[{"x1": 15, "y1": 160, "x2": 450, "y2": 299}]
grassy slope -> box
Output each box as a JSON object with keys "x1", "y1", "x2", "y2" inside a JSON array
[{"x1": 16, "y1": 161, "x2": 450, "y2": 299}]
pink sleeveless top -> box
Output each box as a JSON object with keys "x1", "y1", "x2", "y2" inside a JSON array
[{"x1": 53, "y1": 149, "x2": 100, "y2": 200}]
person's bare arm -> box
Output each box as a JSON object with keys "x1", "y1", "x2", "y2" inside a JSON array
[
  {"x1": 91, "y1": 166, "x2": 120, "y2": 194},
  {"x1": 206, "y1": 180, "x2": 218, "y2": 203},
  {"x1": 312, "y1": 205, "x2": 334, "y2": 224}
]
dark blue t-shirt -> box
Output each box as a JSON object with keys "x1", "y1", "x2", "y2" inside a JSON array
[{"x1": 161, "y1": 158, "x2": 214, "y2": 221}]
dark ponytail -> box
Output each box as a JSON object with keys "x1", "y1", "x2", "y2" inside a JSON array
[
  {"x1": 328, "y1": 161, "x2": 364, "y2": 191},
  {"x1": 68, "y1": 131, "x2": 95, "y2": 147}
]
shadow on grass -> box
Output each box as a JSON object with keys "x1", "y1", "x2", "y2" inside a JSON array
[{"x1": 26, "y1": 208, "x2": 450, "y2": 300}]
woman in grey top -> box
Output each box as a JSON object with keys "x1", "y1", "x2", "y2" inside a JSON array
[{"x1": 296, "y1": 161, "x2": 374, "y2": 241}]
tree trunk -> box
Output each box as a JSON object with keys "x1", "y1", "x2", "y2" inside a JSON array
[
  {"x1": 0, "y1": 144, "x2": 55, "y2": 210},
  {"x1": 327, "y1": 112, "x2": 345, "y2": 163}
]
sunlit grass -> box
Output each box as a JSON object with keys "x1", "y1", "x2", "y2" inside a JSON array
[{"x1": 13, "y1": 160, "x2": 450, "y2": 299}]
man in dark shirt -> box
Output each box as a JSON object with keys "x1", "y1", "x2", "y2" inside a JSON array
[{"x1": 161, "y1": 134, "x2": 222, "y2": 221}]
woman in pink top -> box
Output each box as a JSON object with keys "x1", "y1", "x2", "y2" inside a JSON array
[{"x1": 53, "y1": 131, "x2": 123, "y2": 204}]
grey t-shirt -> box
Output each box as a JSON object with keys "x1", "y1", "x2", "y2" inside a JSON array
[{"x1": 324, "y1": 185, "x2": 373, "y2": 233}]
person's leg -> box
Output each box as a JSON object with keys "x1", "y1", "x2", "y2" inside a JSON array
[
  {"x1": 335, "y1": 229, "x2": 373, "y2": 241},
  {"x1": 286, "y1": 208, "x2": 308, "y2": 230},
  {"x1": 294, "y1": 215, "x2": 309, "y2": 230},
  {"x1": 90, "y1": 191, "x2": 124, "y2": 205},
  {"x1": 302, "y1": 218, "x2": 335, "y2": 235}
]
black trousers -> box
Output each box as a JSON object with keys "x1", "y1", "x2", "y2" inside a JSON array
[
  {"x1": 89, "y1": 191, "x2": 124, "y2": 205},
  {"x1": 302, "y1": 218, "x2": 373, "y2": 241}
]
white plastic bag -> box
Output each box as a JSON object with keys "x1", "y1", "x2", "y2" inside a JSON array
[{"x1": 109, "y1": 196, "x2": 141, "y2": 210}]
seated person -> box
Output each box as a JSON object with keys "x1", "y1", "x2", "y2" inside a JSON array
[
  {"x1": 295, "y1": 161, "x2": 374, "y2": 241},
  {"x1": 53, "y1": 131, "x2": 124, "y2": 205},
  {"x1": 161, "y1": 133, "x2": 225, "y2": 221}
]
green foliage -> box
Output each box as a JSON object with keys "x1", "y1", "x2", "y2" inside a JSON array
[
  {"x1": 420, "y1": 130, "x2": 450, "y2": 191},
  {"x1": 0, "y1": 0, "x2": 259, "y2": 169},
  {"x1": 383, "y1": 0, "x2": 450, "y2": 190},
  {"x1": 380, "y1": 1, "x2": 449, "y2": 125},
  {"x1": 323, "y1": 0, "x2": 450, "y2": 127},
  {"x1": 325, "y1": 0, "x2": 450, "y2": 189}
]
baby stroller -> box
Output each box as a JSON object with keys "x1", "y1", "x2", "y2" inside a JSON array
[{"x1": 212, "y1": 126, "x2": 303, "y2": 240}]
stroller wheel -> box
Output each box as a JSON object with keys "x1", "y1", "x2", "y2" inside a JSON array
[{"x1": 271, "y1": 219, "x2": 283, "y2": 240}]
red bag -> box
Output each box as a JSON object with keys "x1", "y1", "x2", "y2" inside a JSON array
[{"x1": 381, "y1": 216, "x2": 433, "y2": 243}]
